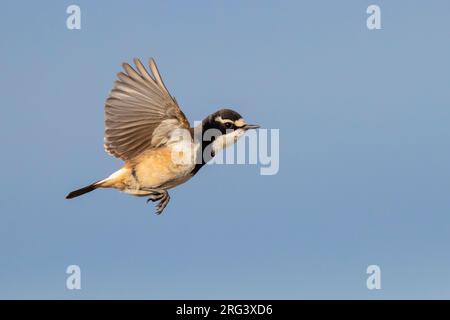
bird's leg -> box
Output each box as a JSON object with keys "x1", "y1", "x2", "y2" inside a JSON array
[{"x1": 142, "y1": 188, "x2": 170, "y2": 215}]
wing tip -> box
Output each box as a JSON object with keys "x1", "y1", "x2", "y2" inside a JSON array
[
  {"x1": 127, "y1": 57, "x2": 157, "y2": 71},
  {"x1": 122, "y1": 62, "x2": 131, "y2": 70},
  {"x1": 133, "y1": 57, "x2": 142, "y2": 66}
]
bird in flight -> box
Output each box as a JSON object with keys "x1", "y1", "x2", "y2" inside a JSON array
[{"x1": 66, "y1": 58, "x2": 259, "y2": 214}]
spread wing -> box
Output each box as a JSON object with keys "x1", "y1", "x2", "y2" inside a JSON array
[{"x1": 104, "y1": 58, "x2": 190, "y2": 160}]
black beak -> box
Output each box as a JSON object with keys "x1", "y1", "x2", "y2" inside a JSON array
[{"x1": 242, "y1": 124, "x2": 260, "y2": 130}]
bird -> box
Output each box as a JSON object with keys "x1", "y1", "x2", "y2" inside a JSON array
[{"x1": 66, "y1": 58, "x2": 259, "y2": 214}]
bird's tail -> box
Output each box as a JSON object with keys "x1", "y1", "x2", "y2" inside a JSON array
[
  {"x1": 66, "y1": 168, "x2": 128, "y2": 200},
  {"x1": 66, "y1": 180, "x2": 102, "y2": 199}
]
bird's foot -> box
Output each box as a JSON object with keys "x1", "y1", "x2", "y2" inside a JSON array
[
  {"x1": 155, "y1": 191, "x2": 170, "y2": 215},
  {"x1": 145, "y1": 189, "x2": 170, "y2": 215}
]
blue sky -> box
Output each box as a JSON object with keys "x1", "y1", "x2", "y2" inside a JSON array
[{"x1": 1, "y1": 0, "x2": 450, "y2": 299}]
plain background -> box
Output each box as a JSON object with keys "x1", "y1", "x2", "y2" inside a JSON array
[{"x1": 1, "y1": 1, "x2": 450, "y2": 299}]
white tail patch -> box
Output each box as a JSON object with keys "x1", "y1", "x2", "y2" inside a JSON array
[{"x1": 96, "y1": 168, "x2": 128, "y2": 187}]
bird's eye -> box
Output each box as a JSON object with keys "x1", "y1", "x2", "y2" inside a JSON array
[{"x1": 225, "y1": 122, "x2": 233, "y2": 129}]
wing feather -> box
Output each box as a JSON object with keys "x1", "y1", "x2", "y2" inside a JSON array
[{"x1": 104, "y1": 58, "x2": 190, "y2": 160}]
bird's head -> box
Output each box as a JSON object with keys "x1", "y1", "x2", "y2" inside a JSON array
[{"x1": 202, "y1": 108, "x2": 259, "y2": 155}]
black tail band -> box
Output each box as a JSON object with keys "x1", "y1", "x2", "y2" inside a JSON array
[{"x1": 66, "y1": 182, "x2": 99, "y2": 199}]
